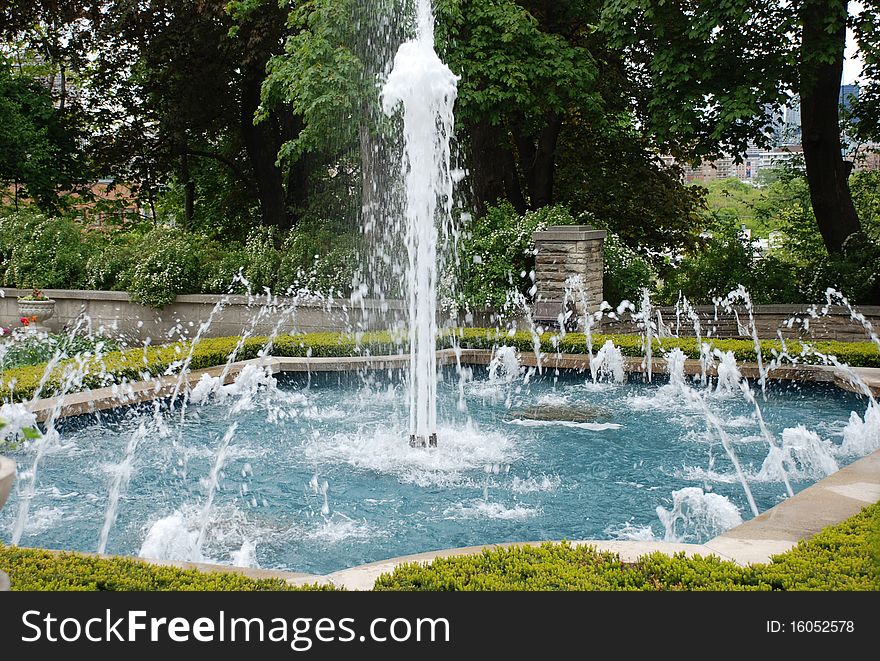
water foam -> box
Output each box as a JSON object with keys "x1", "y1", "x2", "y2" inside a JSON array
[
  {"x1": 656, "y1": 487, "x2": 743, "y2": 542},
  {"x1": 302, "y1": 423, "x2": 519, "y2": 488},
  {"x1": 443, "y1": 500, "x2": 540, "y2": 521},
  {"x1": 839, "y1": 402, "x2": 880, "y2": 456},
  {"x1": 505, "y1": 419, "x2": 622, "y2": 432}
]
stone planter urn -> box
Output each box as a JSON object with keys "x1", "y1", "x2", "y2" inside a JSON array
[
  {"x1": 0, "y1": 455, "x2": 14, "y2": 591},
  {"x1": 17, "y1": 298, "x2": 56, "y2": 331}
]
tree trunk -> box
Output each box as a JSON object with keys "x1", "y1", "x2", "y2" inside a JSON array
[
  {"x1": 800, "y1": 0, "x2": 861, "y2": 254},
  {"x1": 511, "y1": 112, "x2": 562, "y2": 210},
  {"x1": 179, "y1": 146, "x2": 194, "y2": 228},
  {"x1": 240, "y1": 72, "x2": 291, "y2": 231},
  {"x1": 528, "y1": 114, "x2": 563, "y2": 209},
  {"x1": 468, "y1": 120, "x2": 527, "y2": 216},
  {"x1": 359, "y1": 122, "x2": 382, "y2": 234}
]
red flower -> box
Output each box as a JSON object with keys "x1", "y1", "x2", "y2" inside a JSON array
[{"x1": 20, "y1": 317, "x2": 30, "y2": 326}]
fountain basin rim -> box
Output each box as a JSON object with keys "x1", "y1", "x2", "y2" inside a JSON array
[
  {"x1": 24, "y1": 350, "x2": 880, "y2": 423},
  {"x1": 0, "y1": 454, "x2": 15, "y2": 512}
]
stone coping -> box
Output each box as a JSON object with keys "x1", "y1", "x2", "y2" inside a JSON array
[
  {"x1": 1, "y1": 287, "x2": 407, "y2": 311},
  {"x1": 6, "y1": 287, "x2": 877, "y2": 316},
  {"x1": 25, "y1": 350, "x2": 880, "y2": 422},
  {"x1": 704, "y1": 448, "x2": 880, "y2": 565},
  {"x1": 533, "y1": 227, "x2": 607, "y2": 242},
  {"x1": 0, "y1": 454, "x2": 15, "y2": 511}
]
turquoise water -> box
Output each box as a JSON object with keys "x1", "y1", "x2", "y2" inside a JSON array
[{"x1": 0, "y1": 367, "x2": 871, "y2": 574}]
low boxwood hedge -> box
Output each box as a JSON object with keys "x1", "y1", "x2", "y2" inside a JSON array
[
  {"x1": 374, "y1": 502, "x2": 880, "y2": 591},
  {"x1": 1, "y1": 329, "x2": 878, "y2": 402},
  {"x1": 0, "y1": 545, "x2": 332, "y2": 591}
]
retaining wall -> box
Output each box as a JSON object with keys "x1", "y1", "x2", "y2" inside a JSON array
[{"x1": 2, "y1": 288, "x2": 878, "y2": 343}]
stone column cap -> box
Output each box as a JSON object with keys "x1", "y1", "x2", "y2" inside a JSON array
[{"x1": 533, "y1": 225, "x2": 607, "y2": 242}]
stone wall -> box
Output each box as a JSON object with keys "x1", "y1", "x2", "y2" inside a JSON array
[
  {"x1": 600, "y1": 304, "x2": 880, "y2": 343},
  {"x1": 2, "y1": 288, "x2": 878, "y2": 344},
  {"x1": 532, "y1": 225, "x2": 607, "y2": 320},
  {"x1": 0, "y1": 288, "x2": 406, "y2": 342}
]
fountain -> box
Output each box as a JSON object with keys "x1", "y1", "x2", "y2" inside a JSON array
[
  {"x1": 381, "y1": 0, "x2": 459, "y2": 448},
  {"x1": 1, "y1": 5, "x2": 879, "y2": 579}
]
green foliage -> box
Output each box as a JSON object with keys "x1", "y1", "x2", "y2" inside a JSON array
[
  {"x1": 602, "y1": 232, "x2": 655, "y2": 305},
  {"x1": 435, "y1": 0, "x2": 600, "y2": 127},
  {"x1": 240, "y1": 226, "x2": 282, "y2": 293},
  {"x1": 702, "y1": 178, "x2": 766, "y2": 235},
  {"x1": 556, "y1": 118, "x2": 707, "y2": 255},
  {"x1": 849, "y1": 170, "x2": 880, "y2": 241},
  {"x1": 375, "y1": 503, "x2": 880, "y2": 591},
  {"x1": 452, "y1": 329, "x2": 880, "y2": 368},
  {"x1": 2, "y1": 329, "x2": 876, "y2": 403},
  {"x1": 754, "y1": 502, "x2": 880, "y2": 591},
  {"x1": 261, "y1": 0, "x2": 363, "y2": 164},
  {"x1": 0, "y1": 57, "x2": 87, "y2": 209},
  {"x1": 0, "y1": 544, "x2": 332, "y2": 591},
  {"x1": 0, "y1": 331, "x2": 119, "y2": 370},
  {"x1": 754, "y1": 169, "x2": 880, "y2": 304},
  {"x1": 127, "y1": 227, "x2": 204, "y2": 308},
  {"x1": 457, "y1": 203, "x2": 580, "y2": 310},
  {"x1": 84, "y1": 233, "x2": 139, "y2": 292},
  {"x1": 659, "y1": 214, "x2": 800, "y2": 305},
  {"x1": 0, "y1": 209, "x2": 98, "y2": 289},
  {"x1": 277, "y1": 219, "x2": 357, "y2": 294},
  {"x1": 0, "y1": 209, "x2": 358, "y2": 307},
  {"x1": 601, "y1": 0, "x2": 793, "y2": 161}
]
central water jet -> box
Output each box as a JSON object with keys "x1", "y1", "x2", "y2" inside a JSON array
[{"x1": 381, "y1": 0, "x2": 458, "y2": 448}]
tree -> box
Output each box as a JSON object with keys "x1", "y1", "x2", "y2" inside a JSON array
[
  {"x1": 435, "y1": 0, "x2": 604, "y2": 215},
  {"x1": 260, "y1": 0, "x2": 705, "y2": 256},
  {"x1": 2, "y1": 1, "x2": 303, "y2": 231},
  {"x1": 601, "y1": 0, "x2": 867, "y2": 255},
  {"x1": 0, "y1": 58, "x2": 86, "y2": 210}
]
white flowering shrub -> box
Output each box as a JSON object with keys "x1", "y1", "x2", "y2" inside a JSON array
[{"x1": 127, "y1": 228, "x2": 203, "y2": 308}]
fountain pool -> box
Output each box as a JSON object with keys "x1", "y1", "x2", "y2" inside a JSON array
[{"x1": 1, "y1": 364, "x2": 874, "y2": 575}]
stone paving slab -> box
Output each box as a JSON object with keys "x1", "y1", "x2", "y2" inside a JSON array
[{"x1": 0, "y1": 455, "x2": 15, "y2": 511}]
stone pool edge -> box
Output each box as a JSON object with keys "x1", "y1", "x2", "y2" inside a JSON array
[{"x1": 26, "y1": 349, "x2": 880, "y2": 422}]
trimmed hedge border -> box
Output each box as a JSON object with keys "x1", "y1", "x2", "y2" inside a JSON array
[
  {"x1": 374, "y1": 502, "x2": 880, "y2": 591},
  {"x1": 0, "y1": 546, "x2": 332, "y2": 591},
  {"x1": 1, "y1": 329, "x2": 878, "y2": 402},
  {"x1": 1, "y1": 503, "x2": 877, "y2": 591}
]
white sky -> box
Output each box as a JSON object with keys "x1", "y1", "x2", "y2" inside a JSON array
[{"x1": 844, "y1": 1, "x2": 865, "y2": 85}]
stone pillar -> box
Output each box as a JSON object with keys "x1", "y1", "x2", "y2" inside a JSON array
[{"x1": 532, "y1": 225, "x2": 606, "y2": 321}]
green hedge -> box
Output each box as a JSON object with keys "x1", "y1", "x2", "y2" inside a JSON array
[
  {"x1": 453, "y1": 328, "x2": 880, "y2": 367},
  {"x1": 0, "y1": 545, "x2": 332, "y2": 591},
  {"x1": 374, "y1": 502, "x2": 880, "y2": 591},
  {"x1": 1, "y1": 329, "x2": 878, "y2": 402}
]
